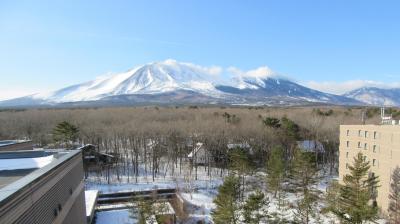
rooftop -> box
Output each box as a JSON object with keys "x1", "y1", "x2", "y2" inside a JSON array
[
  {"x1": 0, "y1": 140, "x2": 31, "y2": 148},
  {"x1": 0, "y1": 149, "x2": 81, "y2": 206}
]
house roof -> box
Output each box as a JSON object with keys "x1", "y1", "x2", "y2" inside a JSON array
[
  {"x1": 297, "y1": 140, "x2": 325, "y2": 152},
  {"x1": 0, "y1": 140, "x2": 31, "y2": 148},
  {"x1": 227, "y1": 143, "x2": 251, "y2": 149},
  {"x1": 188, "y1": 142, "x2": 204, "y2": 158}
]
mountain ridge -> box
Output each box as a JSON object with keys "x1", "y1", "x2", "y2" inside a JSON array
[
  {"x1": 0, "y1": 60, "x2": 364, "y2": 107},
  {"x1": 343, "y1": 87, "x2": 400, "y2": 106}
]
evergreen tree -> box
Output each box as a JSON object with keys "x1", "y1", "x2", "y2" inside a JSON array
[
  {"x1": 332, "y1": 152, "x2": 380, "y2": 224},
  {"x1": 290, "y1": 150, "x2": 320, "y2": 224},
  {"x1": 212, "y1": 175, "x2": 240, "y2": 224},
  {"x1": 262, "y1": 117, "x2": 281, "y2": 128},
  {"x1": 266, "y1": 146, "x2": 285, "y2": 198},
  {"x1": 229, "y1": 148, "x2": 252, "y2": 200},
  {"x1": 52, "y1": 121, "x2": 79, "y2": 147},
  {"x1": 136, "y1": 198, "x2": 153, "y2": 224},
  {"x1": 243, "y1": 190, "x2": 269, "y2": 224},
  {"x1": 135, "y1": 191, "x2": 169, "y2": 224},
  {"x1": 280, "y1": 116, "x2": 300, "y2": 141},
  {"x1": 322, "y1": 180, "x2": 341, "y2": 214},
  {"x1": 389, "y1": 166, "x2": 400, "y2": 223}
]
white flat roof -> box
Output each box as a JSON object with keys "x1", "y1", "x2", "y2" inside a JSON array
[
  {"x1": 85, "y1": 190, "x2": 99, "y2": 217},
  {"x1": 0, "y1": 155, "x2": 54, "y2": 171}
]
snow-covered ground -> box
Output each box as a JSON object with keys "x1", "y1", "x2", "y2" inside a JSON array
[{"x1": 87, "y1": 162, "x2": 387, "y2": 224}]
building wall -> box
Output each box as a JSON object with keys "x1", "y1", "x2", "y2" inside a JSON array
[
  {"x1": 0, "y1": 151, "x2": 86, "y2": 224},
  {"x1": 339, "y1": 125, "x2": 400, "y2": 214},
  {"x1": 0, "y1": 141, "x2": 33, "y2": 152}
]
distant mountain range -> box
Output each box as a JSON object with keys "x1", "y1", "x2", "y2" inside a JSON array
[
  {"x1": 0, "y1": 60, "x2": 398, "y2": 107},
  {"x1": 343, "y1": 87, "x2": 400, "y2": 107}
]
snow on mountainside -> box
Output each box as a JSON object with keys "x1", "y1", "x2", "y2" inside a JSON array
[
  {"x1": 0, "y1": 60, "x2": 362, "y2": 107},
  {"x1": 32, "y1": 59, "x2": 222, "y2": 103},
  {"x1": 344, "y1": 87, "x2": 400, "y2": 106}
]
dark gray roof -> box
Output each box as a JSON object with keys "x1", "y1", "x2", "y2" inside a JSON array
[
  {"x1": 0, "y1": 140, "x2": 31, "y2": 147},
  {"x1": 0, "y1": 149, "x2": 81, "y2": 206},
  {"x1": 0, "y1": 169, "x2": 36, "y2": 189}
]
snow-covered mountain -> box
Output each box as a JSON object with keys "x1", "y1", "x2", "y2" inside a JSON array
[
  {"x1": 0, "y1": 60, "x2": 361, "y2": 107},
  {"x1": 344, "y1": 87, "x2": 400, "y2": 106}
]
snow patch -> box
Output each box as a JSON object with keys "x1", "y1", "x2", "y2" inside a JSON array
[{"x1": 0, "y1": 155, "x2": 54, "y2": 171}]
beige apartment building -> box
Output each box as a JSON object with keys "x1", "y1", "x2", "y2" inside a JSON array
[{"x1": 339, "y1": 124, "x2": 400, "y2": 214}]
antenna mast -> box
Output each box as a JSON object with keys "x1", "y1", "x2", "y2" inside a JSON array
[{"x1": 361, "y1": 110, "x2": 366, "y2": 125}]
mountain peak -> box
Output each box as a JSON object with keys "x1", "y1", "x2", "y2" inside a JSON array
[{"x1": 0, "y1": 60, "x2": 364, "y2": 107}]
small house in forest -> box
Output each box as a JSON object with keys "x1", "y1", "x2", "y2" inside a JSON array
[
  {"x1": 297, "y1": 140, "x2": 325, "y2": 153},
  {"x1": 187, "y1": 142, "x2": 208, "y2": 165},
  {"x1": 79, "y1": 144, "x2": 116, "y2": 164}
]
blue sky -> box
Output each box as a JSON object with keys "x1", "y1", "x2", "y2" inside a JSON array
[{"x1": 1, "y1": 0, "x2": 399, "y2": 99}]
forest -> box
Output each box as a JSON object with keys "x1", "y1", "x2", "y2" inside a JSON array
[{"x1": 1, "y1": 106, "x2": 399, "y2": 223}]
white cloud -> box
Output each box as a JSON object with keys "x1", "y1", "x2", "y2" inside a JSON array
[
  {"x1": 226, "y1": 66, "x2": 277, "y2": 78},
  {"x1": 0, "y1": 87, "x2": 40, "y2": 101},
  {"x1": 303, "y1": 80, "x2": 400, "y2": 95},
  {"x1": 202, "y1": 66, "x2": 223, "y2": 76},
  {"x1": 166, "y1": 59, "x2": 223, "y2": 76}
]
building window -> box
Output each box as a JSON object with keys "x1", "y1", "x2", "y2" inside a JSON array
[
  {"x1": 358, "y1": 142, "x2": 361, "y2": 148},
  {"x1": 346, "y1": 163, "x2": 349, "y2": 169},
  {"x1": 373, "y1": 159, "x2": 377, "y2": 166},
  {"x1": 364, "y1": 143, "x2": 368, "y2": 150},
  {"x1": 346, "y1": 152, "x2": 349, "y2": 158},
  {"x1": 373, "y1": 145, "x2": 377, "y2": 153},
  {"x1": 347, "y1": 141, "x2": 350, "y2": 147},
  {"x1": 347, "y1": 130, "x2": 350, "y2": 136},
  {"x1": 374, "y1": 131, "x2": 378, "y2": 139},
  {"x1": 358, "y1": 130, "x2": 362, "y2": 137},
  {"x1": 365, "y1": 131, "x2": 369, "y2": 138}
]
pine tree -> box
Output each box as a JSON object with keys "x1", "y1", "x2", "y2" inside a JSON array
[
  {"x1": 243, "y1": 190, "x2": 269, "y2": 224},
  {"x1": 52, "y1": 121, "x2": 79, "y2": 147},
  {"x1": 290, "y1": 150, "x2": 320, "y2": 224},
  {"x1": 212, "y1": 175, "x2": 240, "y2": 224},
  {"x1": 333, "y1": 152, "x2": 380, "y2": 224},
  {"x1": 229, "y1": 148, "x2": 252, "y2": 200},
  {"x1": 266, "y1": 146, "x2": 285, "y2": 198},
  {"x1": 136, "y1": 198, "x2": 153, "y2": 224},
  {"x1": 389, "y1": 166, "x2": 400, "y2": 223},
  {"x1": 322, "y1": 180, "x2": 341, "y2": 214},
  {"x1": 280, "y1": 116, "x2": 300, "y2": 141},
  {"x1": 262, "y1": 117, "x2": 281, "y2": 128}
]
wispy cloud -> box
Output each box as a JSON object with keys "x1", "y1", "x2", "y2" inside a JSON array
[
  {"x1": 0, "y1": 87, "x2": 41, "y2": 100},
  {"x1": 303, "y1": 80, "x2": 400, "y2": 95},
  {"x1": 226, "y1": 66, "x2": 277, "y2": 78}
]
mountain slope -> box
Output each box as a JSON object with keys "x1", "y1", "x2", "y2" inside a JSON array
[
  {"x1": 344, "y1": 87, "x2": 400, "y2": 106},
  {"x1": 0, "y1": 60, "x2": 362, "y2": 107},
  {"x1": 216, "y1": 77, "x2": 360, "y2": 105}
]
